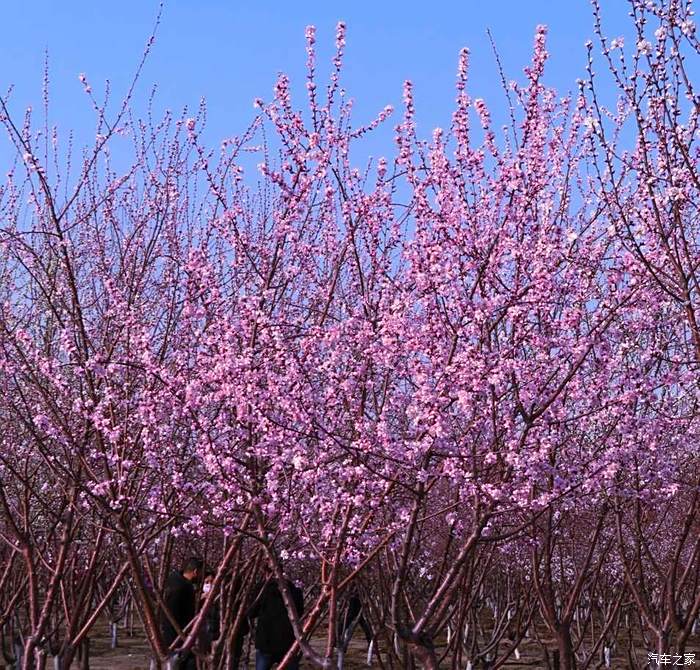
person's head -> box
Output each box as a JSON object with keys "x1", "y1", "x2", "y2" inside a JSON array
[
  {"x1": 182, "y1": 557, "x2": 204, "y2": 583},
  {"x1": 202, "y1": 570, "x2": 215, "y2": 595}
]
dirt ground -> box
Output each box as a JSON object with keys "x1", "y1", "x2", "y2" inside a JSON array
[
  {"x1": 75, "y1": 629, "x2": 380, "y2": 669},
  {"x1": 57, "y1": 625, "x2": 700, "y2": 669},
  {"x1": 72, "y1": 628, "x2": 377, "y2": 669}
]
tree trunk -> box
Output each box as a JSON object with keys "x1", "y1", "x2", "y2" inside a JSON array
[
  {"x1": 34, "y1": 649, "x2": 47, "y2": 670},
  {"x1": 12, "y1": 638, "x2": 22, "y2": 670},
  {"x1": 111, "y1": 623, "x2": 118, "y2": 649},
  {"x1": 407, "y1": 641, "x2": 438, "y2": 670},
  {"x1": 80, "y1": 638, "x2": 90, "y2": 670},
  {"x1": 20, "y1": 641, "x2": 39, "y2": 670},
  {"x1": 656, "y1": 629, "x2": 670, "y2": 665},
  {"x1": 556, "y1": 624, "x2": 576, "y2": 670},
  {"x1": 60, "y1": 643, "x2": 79, "y2": 670}
]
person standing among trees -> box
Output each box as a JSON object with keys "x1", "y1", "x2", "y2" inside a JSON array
[
  {"x1": 248, "y1": 566, "x2": 304, "y2": 670},
  {"x1": 336, "y1": 590, "x2": 372, "y2": 668},
  {"x1": 161, "y1": 557, "x2": 203, "y2": 669},
  {"x1": 199, "y1": 571, "x2": 220, "y2": 655},
  {"x1": 200, "y1": 570, "x2": 250, "y2": 669}
]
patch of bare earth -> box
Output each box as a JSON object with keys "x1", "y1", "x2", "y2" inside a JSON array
[{"x1": 54, "y1": 625, "x2": 699, "y2": 669}]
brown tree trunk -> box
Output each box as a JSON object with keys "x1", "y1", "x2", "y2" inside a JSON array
[
  {"x1": 556, "y1": 625, "x2": 576, "y2": 670},
  {"x1": 407, "y1": 640, "x2": 438, "y2": 670}
]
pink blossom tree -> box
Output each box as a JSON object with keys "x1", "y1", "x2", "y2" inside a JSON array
[{"x1": 0, "y1": 2, "x2": 699, "y2": 669}]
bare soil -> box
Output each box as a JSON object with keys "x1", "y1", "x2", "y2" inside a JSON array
[{"x1": 53, "y1": 624, "x2": 700, "y2": 669}]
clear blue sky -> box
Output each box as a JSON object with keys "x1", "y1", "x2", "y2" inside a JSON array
[{"x1": 0, "y1": 1, "x2": 635, "y2": 163}]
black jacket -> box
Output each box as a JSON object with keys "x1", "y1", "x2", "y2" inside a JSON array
[
  {"x1": 336, "y1": 595, "x2": 372, "y2": 652},
  {"x1": 200, "y1": 577, "x2": 251, "y2": 654},
  {"x1": 199, "y1": 598, "x2": 220, "y2": 653},
  {"x1": 249, "y1": 579, "x2": 304, "y2": 661},
  {"x1": 161, "y1": 571, "x2": 196, "y2": 646}
]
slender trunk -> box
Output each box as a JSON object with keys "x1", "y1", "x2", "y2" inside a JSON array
[
  {"x1": 165, "y1": 655, "x2": 181, "y2": 670},
  {"x1": 550, "y1": 648, "x2": 560, "y2": 670},
  {"x1": 80, "y1": 638, "x2": 90, "y2": 670},
  {"x1": 12, "y1": 638, "x2": 23, "y2": 670},
  {"x1": 61, "y1": 648, "x2": 76, "y2": 669},
  {"x1": 656, "y1": 629, "x2": 670, "y2": 663},
  {"x1": 34, "y1": 649, "x2": 47, "y2": 670},
  {"x1": 20, "y1": 640, "x2": 35, "y2": 670},
  {"x1": 556, "y1": 625, "x2": 576, "y2": 670},
  {"x1": 407, "y1": 640, "x2": 438, "y2": 670}
]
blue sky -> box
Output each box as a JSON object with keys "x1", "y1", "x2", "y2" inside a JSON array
[{"x1": 0, "y1": 1, "x2": 635, "y2": 164}]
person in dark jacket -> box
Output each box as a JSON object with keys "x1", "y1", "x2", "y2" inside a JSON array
[
  {"x1": 336, "y1": 590, "x2": 372, "y2": 668},
  {"x1": 248, "y1": 573, "x2": 304, "y2": 670},
  {"x1": 161, "y1": 557, "x2": 203, "y2": 670},
  {"x1": 199, "y1": 571, "x2": 250, "y2": 668},
  {"x1": 199, "y1": 571, "x2": 220, "y2": 654}
]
